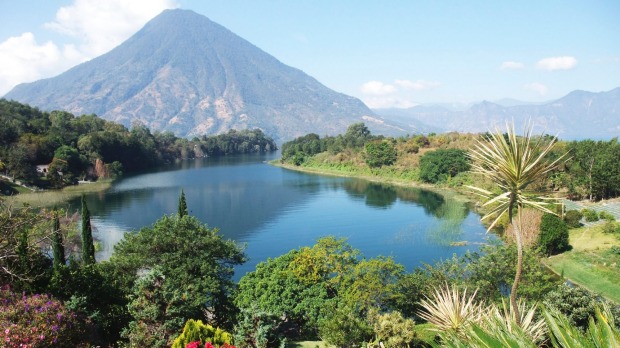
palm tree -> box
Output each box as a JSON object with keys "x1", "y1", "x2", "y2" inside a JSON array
[{"x1": 467, "y1": 123, "x2": 566, "y2": 325}]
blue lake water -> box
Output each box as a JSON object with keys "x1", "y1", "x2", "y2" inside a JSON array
[{"x1": 71, "y1": 153, "x2": 494, "y2": 278}]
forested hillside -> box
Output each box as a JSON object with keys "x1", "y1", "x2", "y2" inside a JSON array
[
  {"x1": 0, "y1": 99, "x2": 277, "y2": 189},
  {"x1": 281, "y1": 123, "x2": 620, "y2": 202}
]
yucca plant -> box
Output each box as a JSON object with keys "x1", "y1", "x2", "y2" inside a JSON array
[
  {"x1": 544, "y1": 303, "x2": 620, "y2": 347},
  {"x1": 467, "y1": 123, "x2": 567, "y2": 325},
  {"x1": 489, "y1": 299, "x2": 547, "y2": 344},
  {"x1": 418, "y1": 284, "x2": 487, "y2": 338}
]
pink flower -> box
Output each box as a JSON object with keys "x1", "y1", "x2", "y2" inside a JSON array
[
  {"x1": 186, "y1": 342, "x2": 201, "y2": 348},
  {"x1": 204, "y1": 342, "x2": 214, "y2": 348}
]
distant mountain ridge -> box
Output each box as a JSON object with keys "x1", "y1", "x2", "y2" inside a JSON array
[
  {"x1": 4, "y1": 9, "x2": 405, "y2": 142},
  {"x1": 375, "y1": 87, "x2": 620, "y2": 140}
]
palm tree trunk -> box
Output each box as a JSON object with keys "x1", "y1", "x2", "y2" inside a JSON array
[{"x1": 510, "y1": 223, "x2": 523, "y2": 326}]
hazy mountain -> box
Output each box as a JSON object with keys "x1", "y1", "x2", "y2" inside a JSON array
[
  {"x1": 375, "y1": 88, "x2": 620, "y2": 140},
  {"x1": 4, "y1": 9, "x2": 407, "y2": 142}
]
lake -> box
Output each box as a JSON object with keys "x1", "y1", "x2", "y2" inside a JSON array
[{"x1": 72, "y1": 153, "x2": 494, "y2": 278}]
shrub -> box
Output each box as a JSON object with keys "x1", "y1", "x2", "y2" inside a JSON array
[
  {"x1": 171, "y1": 319, "x2": 233, "y2": 348},
  {"x1": 599, "y1": 211, "x2": 616, "y2": 222},
  {"x1": 582, "y1": 209, "x2": 599, "y2": 222},
  {"x1": 602, "y1": 220, "x2": 620, "y2": 234},
  {"x1": 419, "y1": 149, "x2": 470, "y2": 183},
  {"x1": 0, "y1": 289, "x2": 86, "y2": 347},
  {"x1": 364, "y1": 141, "x2": 397, "y2": 168},
  {"x1": 538, "y1": 213, "x2": 570, "y2": 256},
  {"x1": 564, "y1": 210, "x2": 583, "y2": 228}
]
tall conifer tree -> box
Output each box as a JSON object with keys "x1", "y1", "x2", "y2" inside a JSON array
[
  {"x1": 178, "y1": 189, "x2": 188, "y2": 218},
  {"x1": 81, "y1": 195, "x2": 95, "y2": 264},
  {"x1": 51, "y1": 209, "x2": 65, "y2": 269}
]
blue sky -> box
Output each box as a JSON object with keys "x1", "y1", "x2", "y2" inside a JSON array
[{"x1": 1, "y1": 0, "x2": 618, "y2": 108}]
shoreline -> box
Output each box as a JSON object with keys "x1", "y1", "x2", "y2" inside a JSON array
[
  {"x1": 4, "y1": 179, "x2": 114, "y2": 208},
  {"x1": 269, "y1": 159, "x2": 473, "y2": 202}
]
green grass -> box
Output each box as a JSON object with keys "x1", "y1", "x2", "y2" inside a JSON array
[
  {"x1": 544, "y1": 224, "x2": 620, "y2": 303},
  {"x1": 6, "y1": 180, "x2": 113, "y2": 208}
]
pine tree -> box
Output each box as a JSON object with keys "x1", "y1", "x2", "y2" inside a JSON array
[
  {"x1": 178, "y1": 189, "x2": 188, "y2": 218},
  {"x1": 81, "y1": 195, "x2": 95, "y2": 264},
  {"x1": 51, "y1": 209, "x2": 65, "y2": 269}
]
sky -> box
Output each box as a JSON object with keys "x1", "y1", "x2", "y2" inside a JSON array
[{"x1": 0, "y1": 0, "x2": 619, "y2": 108}]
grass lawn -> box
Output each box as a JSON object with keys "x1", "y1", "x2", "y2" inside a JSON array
[
  {"x1": 544, "y1": 224, "x2": 620, "y2": 303},
  {"x1": 5, "y1": 180, "x2": 112, "y2": 208}
]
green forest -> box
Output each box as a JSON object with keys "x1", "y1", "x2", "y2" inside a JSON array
[
  {"x1": 0, "y1": 99, "x2": 277, "y2": 190},
  {"x1": 1, "y1": 109, "x2": 620, "y2": 346}
]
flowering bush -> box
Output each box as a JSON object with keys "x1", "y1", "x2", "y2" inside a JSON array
[
  {"x1": 172, "y1": 319, "x2": 234, "y2": 348},
  {"x1": 185, "y1": 342, "x2": 235, "y2": 348},
  {"x1": 0, "y1": 289, "x2": 85, "y2": 347}
]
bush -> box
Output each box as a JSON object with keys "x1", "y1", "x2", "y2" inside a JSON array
[
  {"x1": 538, "y1": 214, "x2": 570, "y2": 256},
  {"x1": 419, "y1": 149, "x2": 470, "y2": 184},
  {"x1": 365, "y1": 141, "x2": 397, "y2": 168},
  {"x1": 602, "y1": 221, "x2": 620, "y2": 234},
  {"x1": 564, "y1": 210, "x2": 583, "y2": 228},
  {"x1": 599, "y1": 211, "x2": 616, "y2": 222},
  {"x1": 171, "y1": 319, "x2": 233, "y2": 348},
  {"x1": 582, "y1": 209, "x2": 599, "y2": 222},
  {"x1": 0, "y1": 289, "x2": 87, "y2": 347}
]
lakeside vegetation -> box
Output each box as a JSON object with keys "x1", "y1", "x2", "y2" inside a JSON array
[
  {"x1": 1, "y1": 116, "x2": 619, "y2": 346},
  {"x1": 0, "y1": 99, "x2": 277, "y2": 193}
]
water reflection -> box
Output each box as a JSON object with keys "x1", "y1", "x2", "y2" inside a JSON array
[{"x1": 67, "y1": 155, "x2": 493, "y2": 275}]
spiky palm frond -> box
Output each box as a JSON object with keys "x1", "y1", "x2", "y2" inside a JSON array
[
  {"x1": 467, "y1": 123, "x2": 567, "y2": 230},
  {"x1": 418, "y1": 284, "x2": 488, "y2": 337},
  {"x1": 489, "y1": 299, "x2": 547, "y2": 344}
]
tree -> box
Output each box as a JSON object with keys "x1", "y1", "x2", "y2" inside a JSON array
[
  {"x1": 538, "y1": 213, "x2": 570, "y2": 256},
  {"x1": 467, "y1": 123, "x2": 566, "y2": 325},
  {"x1": 81, "y1": 195, "x2": 95, "y2": 264},
  {"x1": 178, "y1": 189, "x2": 188, "y2": 217},
  {"x1": 364, "y1": 140, "x2": 397, "y2": 168},
  {"x1": 419, "y1": 149, "x2": 470, "y2": 183},
  {"x1": 51, "y1": 209, "x2": 65, "y2": 269},
  {"x1": 109, "y1": 214, "x2": 245, "y2": 330}
]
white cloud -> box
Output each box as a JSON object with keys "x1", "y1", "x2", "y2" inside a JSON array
[
  {"x1": 45, "y1": 0, "x2": 178, "y2": 56},
  {"x1": 500, "y1": 61, "x2": 524, "y2": 70},
  {"x1": 394, "y1": 79, "x2": 440, "y2": 90},
  {"x1": 524, "y1": 82, "x2": 548, "y2": 96},
  {"x1": 536, "y1": 56, "x2": 577, "y2": 71},
  {"x1": 360, "y1": 80, "x2": 397, "y2": 95},
  {"x1": 362, "y1": 96, "x2": 417, "y2": 109},
  {"x1": 0, "y1": 0, "x2": 177, "y2": 95},
  {"x1": 360, "y1": 79, "x2": 439, "y2": 108}
]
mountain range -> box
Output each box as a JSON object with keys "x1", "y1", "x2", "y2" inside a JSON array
[
  {"x1": 4, "y1": 9, "x2": 404, "y2": 143},
  {"x1": 375, "y1": 87, "x2": 620, "y2": 140},
  {"x1": 4, "y1": 9, "x2": 619, "y2": 141}
]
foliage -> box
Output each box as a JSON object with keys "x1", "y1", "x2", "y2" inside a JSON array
[
  {"x1": 581, "y1": 209, "x2": 599, "y2": 222},
  {"x1": 48, "y1": 261, "x2": 129, "y2": 345},
  {"x1": 0, "y1": 201, "x2": 52, "y2": 290},
  {"x1": 171, "y1": 319, "x2": 233, "y2": 348},
  {"x1": 80, "y1": 195, "x2": 95, "y2": 264},
  {"x1": 419, "y1": 149, "x2": 470, "y2": 183},
  {"x1": 602, "y1": 221, "x2": 620, "y2": 234},
  {"x1": 543, "y1": 283, "x2": 610, "y2": 330},
  {"x1": 417, "y1": 284, "x2": 487, "y2": 337},
  {"x1": 51, "y1": 210, "x2": 65, "y2": 270},
  {"x1": 364, "y1": 140, "x2": 397, "y2": 168},
  {"x1": 599, "y1": 210, "x2": 616, "y2": 222},
  {"x1": 233, "y1": 307, "x2": 284, "y2": 348},
  {"x1": 317, "y1": 303, "x2": 373, "y2": 348},
  {"x1": 178, "y1": 189, "x2": 188, "y2": 217},
  {"x1": 543, "y1": 304, "x2": 620, "y2": 347},
  {"x1": 109, "y1": 214, "x2": 245, "y2": 330},
  {"x1": 538, "y1": 213, "x2": 571, "y2": 256},
  {"x1": 566, "y1": 138, "x2": 620, "y2": 201},
  {"x1": 0, "y1": 99, "x2": 276, "y2": 187},
  {"x1": 467, "y1": 122, "x2": 566, "y2": 325},
  {"x1": 368, "y1": 310, "x2": 417, "y2": 348},
  {"x1": 564, "y1": 210, "x2": 583, "y2": 228},
  {"x1": 0, "y1": 289, "x2": 87, "y2": 347},
  {"x1": 122, "y1": 267, "x2": 177, "y2": 347}
]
